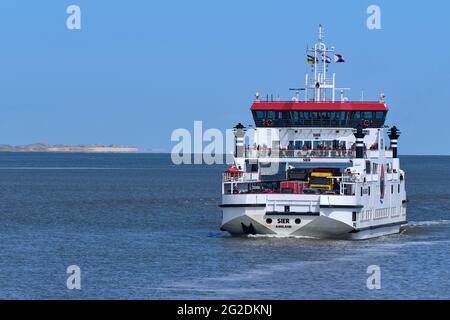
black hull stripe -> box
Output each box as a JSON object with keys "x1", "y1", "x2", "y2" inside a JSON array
[
  {"x1": 219, "y1": 204, "x2": 266, "y2": 208},
  {"x1": 320, "y1": 205, "x2": 364, "y2": 209},
  {"x1": 266, "y1": 211, "x2": 320, "y2": 216},
  {"x1": 351, "y1": 221, "x2": 407, "y2": 233}
]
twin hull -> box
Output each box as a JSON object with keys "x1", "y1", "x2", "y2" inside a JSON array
[{"x1": 220, "y1": 194, "x2": 406, "y2": 240}]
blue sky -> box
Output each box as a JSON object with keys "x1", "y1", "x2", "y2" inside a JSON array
[{"x1": 0, "y1": 0, "x2": 449, "y2": 154}]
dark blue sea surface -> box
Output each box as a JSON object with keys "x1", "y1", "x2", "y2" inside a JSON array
[{"x1": 0, "y1": 153, "x2": 448, "y2": 299}]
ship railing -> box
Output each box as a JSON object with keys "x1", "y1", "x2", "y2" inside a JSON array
[
  {"x1": 222, "y1": 172, "x2": 243, "y2": 182},
  {"x1": 222, "y1": 172, "x2": 259, "y2": 183},
  {"x1": 244, "y1": 148, "x2": 366, "y2": 159}
]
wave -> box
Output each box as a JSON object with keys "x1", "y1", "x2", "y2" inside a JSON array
[{"x1": 408, "y1": 220, "x2": 450, "y2": 227}]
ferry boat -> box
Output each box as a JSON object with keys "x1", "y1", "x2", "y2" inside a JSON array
[{"x1": 220, "y1": 26, "x2": 407, "y2": 239}]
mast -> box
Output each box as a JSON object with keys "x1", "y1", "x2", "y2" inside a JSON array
[{"x1": 306, "y1": 25, "x2": 337, "y2": 102}]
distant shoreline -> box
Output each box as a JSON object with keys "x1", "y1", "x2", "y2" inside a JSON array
[{"x1": 0, "y1": 143, "x2": 138, "y2": 153}]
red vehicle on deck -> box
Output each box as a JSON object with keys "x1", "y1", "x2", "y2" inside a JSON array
[{"x1": 280, "y1": 181, "x2": 308, "y2": 194}]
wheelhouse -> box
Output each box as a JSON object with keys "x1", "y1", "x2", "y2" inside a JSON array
[{"x1": 251, "y1": 101, "x2": 387, "y2": 128}]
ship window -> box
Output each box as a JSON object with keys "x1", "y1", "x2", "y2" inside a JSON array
[
  {"x1": 398, "y1": 184, "x2": 400, "y2": 193},
  {"x1": 302, "y1": 112, "x2": 310, "y2": 120},
  {"x1": 351, "y1": 111, "x2": 361, "y2": 119},
  {"x1": 332, "y1": 140, "x2": 339, "y2": 149},
  {"x1": 224, "y1": 184, "x2": 232, "y2": 195},
  {"x1": 363, "y1": 112, "x2": 373, "y2": 119},
  {"x1": 373, "y1": 163, "x2": 378, "y2": 174},
  {"x1": 267, "y1": 111, "x2": 275, "y2": 119},
  {"x1": 294, "y1": 141, "x2": 302, "y2": 149},
  {"x1": 375, "y1": 111, "x2": 385, "y2": 120},
  {"x1": 391, "y1": 184, "x2": 394, "y2": 194},
  {"x1": 340, "y1": 111, "x2": 347, "y2": 120},
  {"x1": 320, "y1": 112, "x2": 330, "y2": 120},
  {"x1": 256, "y1": 111, "x2": 265, "y2": 119},
  {"x1": 311, "y1": 177, "x2": 331, "y2": 185},
  {"x1": 303, "y1": 141, "x2": 312, "y2": 149},
  {"x1": 290, "y1": 111, "x2": 299, "y2": 121},
  {"x1": 311, "y1": 112, "x2": 319, "y2": 120},
  {"x1": 366, "y1": 161, "x2": 371, "y2": 174}
]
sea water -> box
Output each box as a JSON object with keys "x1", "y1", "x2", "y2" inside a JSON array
[{"x1": 0, "y1": 153, "x2": 448, "y2": 299}]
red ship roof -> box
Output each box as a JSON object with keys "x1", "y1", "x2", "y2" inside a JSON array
[{"x1": 251, "y1": 101, "x2": 388, "y2": 112}]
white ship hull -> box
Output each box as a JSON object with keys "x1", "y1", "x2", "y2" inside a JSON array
[{"x1": 220, "y1": 193, "x2": 407, "y2": 240}]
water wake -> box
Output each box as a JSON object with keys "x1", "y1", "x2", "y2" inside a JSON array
[
  {"x1": 247, "y1": 234, "x2": 318, "y2": 240},
  {"x1": 408, "y1": 220, "x2": 450, "y2": 227}
]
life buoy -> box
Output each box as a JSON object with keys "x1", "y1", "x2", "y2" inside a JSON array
[
  {"x1": 266, "y1": 119, "x2": 273, "y2": 126},
  {"x1": 363, "y1": 120, "x2": 371, "y2": 127}
]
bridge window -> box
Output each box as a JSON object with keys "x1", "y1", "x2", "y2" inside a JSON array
[
  {"x1": 331, "y1": 112, "x2": 341, "y2": 120},
  {"x1": 301, "y1": 112, "x2": 310, "y2": 120},
  {"x1": 320, "y1": 112, "x2": 330, "y2": 120},
  {"x1": 363, "y1": 112, "x2": 373, "y2": 120},
  {"x1": 267, "y1": 111, "x2": 275, "y2": 119},
  {"x1": 253, "y1": 109, "x2": 384, "y2": 127},
  {"x1": 255, "y1": 111, "x2": 265, "y2": 119},
  {"x1": 350, "y1": 111, "x2": 361, "y2": 119},
  {"x1": 375, "y1": 111, "x2": 385, "y2": 120}
]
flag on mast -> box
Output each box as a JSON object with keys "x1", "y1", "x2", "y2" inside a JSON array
[
  {"x1": 334, "y1": 54, "x2": 345, "y2": 63},
  {"x1": 307, "y1": 55, "x2": 319, "y2": 64},
  {"x1": 321, "y1": 53, "x2": 332, "y2": 64}
]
